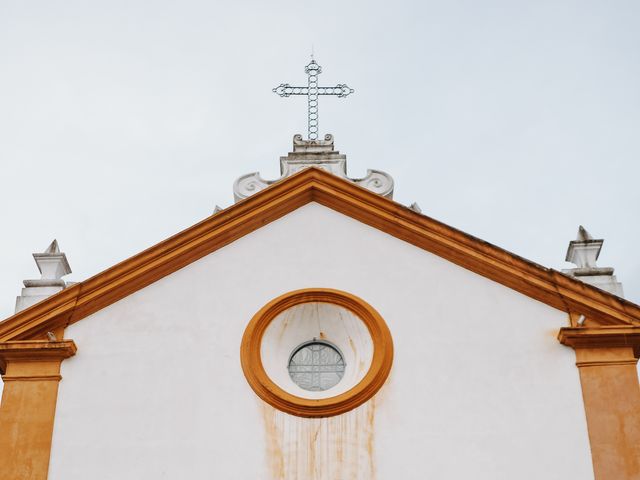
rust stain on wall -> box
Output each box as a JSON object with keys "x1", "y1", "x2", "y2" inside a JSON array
[
  {"x1": 261, "y1": 400, "x2": 377, "y2": 480},
  {"x1": 348, "y1": 337, "x2": 356, "y2": 355},
  {"x1": 262, "y1": 403, "x2": 285, "y2": 479},
  {"x1": 277, "y1": 310, "x2": 292, "y2": 343}
]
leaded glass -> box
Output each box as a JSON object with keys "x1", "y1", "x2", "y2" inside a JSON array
[{"x1": 288, "y1": 341, "x2": 346, "y2": 391}]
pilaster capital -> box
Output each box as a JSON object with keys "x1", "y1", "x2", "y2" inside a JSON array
[
  {"x1": 0, "y1": 340, "x2": 77, "y2": 375},
  {"x1": 558, "y1": 326, "x2": 640, "y2": 354}
]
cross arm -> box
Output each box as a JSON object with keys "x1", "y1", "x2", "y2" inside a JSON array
[{"x1": 272, "y1": 84, "x2": 355, "y2": 98}]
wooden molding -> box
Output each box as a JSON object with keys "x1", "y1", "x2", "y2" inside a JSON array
[
  {"x1": 1, "y1": 167, "x2": 640, "y2": 342},
  {"x1": 240, "y1": 288, "x2": 393, "y2": 417}
]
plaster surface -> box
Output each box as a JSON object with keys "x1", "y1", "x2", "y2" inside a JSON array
[{"x1": 48, "y1": 202, "x2": 592, "y2": 479}]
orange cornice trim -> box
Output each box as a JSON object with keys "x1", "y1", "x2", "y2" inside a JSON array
[
  {"x1": 558, "y1": 326, "x2": 640, "y2": 351},
  {"x1": 1, "y1": 167, "x2": 639, "y2": 341},
  {"x1": 0, "y1": 340, "x2": 77, "y2": 374},
  {"x1": 240, "y1": 288, "x2": 393, "y2": 418}
]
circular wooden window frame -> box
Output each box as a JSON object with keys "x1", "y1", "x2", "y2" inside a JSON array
[{"x1": 240, "y1": 288, "x2": 394, "y2": 418}]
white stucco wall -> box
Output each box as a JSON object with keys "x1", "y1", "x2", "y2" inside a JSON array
[{"x1": 48, "y1": 202, "x2": 593, "y2": 479}]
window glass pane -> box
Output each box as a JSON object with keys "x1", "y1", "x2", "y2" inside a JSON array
[{"x1": 288, "y1": 341, "x2": 345, "y2": 391}]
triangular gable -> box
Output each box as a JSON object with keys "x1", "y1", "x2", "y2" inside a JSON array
[{"x1": 1, "y1": 167, "x2": 639, "y2": 342}]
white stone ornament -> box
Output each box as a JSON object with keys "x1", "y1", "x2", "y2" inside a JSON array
[
  {"x1": 233, "y1": 134, "x2": 394, "y2": 202},
  {"x1": 562, "y1": 226, "x2": 624, "y2": 297},
  {"x1": 15, "y1": 239, "x2": 72, "y2": 313}
]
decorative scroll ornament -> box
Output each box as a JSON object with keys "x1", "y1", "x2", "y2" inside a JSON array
[
  {"x1": 273, "y1": 58, "x2": 354, "y2": 141},
  {"x1": 233, "y1": 134, "x2": 394, "y2": 202}
]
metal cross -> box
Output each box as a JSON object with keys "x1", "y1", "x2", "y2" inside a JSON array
[{"x1": 273, "y1": 59, "x2": 354, "y2": 141}]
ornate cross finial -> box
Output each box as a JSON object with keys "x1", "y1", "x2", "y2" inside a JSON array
[{"x1": 273, "y1": 58, "x2": 354, "y2": 141}]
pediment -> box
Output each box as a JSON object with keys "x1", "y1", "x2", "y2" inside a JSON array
[{"x1": 1, "y1": 166, "x2": 639, "y2": 342}]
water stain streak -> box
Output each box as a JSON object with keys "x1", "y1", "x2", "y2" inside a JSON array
[{"x1": 261, "y1": 400, "x2": 376, "y2": 480}]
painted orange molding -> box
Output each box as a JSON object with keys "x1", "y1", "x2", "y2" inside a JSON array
[
  {"x1": 0, "y1": 340, "x2": 76, "y2": 480},
  {"x1": 240, "y1": 288, "x2": 393, "y2": 418},
  {"x1": 559, "y1": 328, "x2": 640, "y2": 479},
  {"x1": 0, "y1": 339, "x2": 77, "y2": 374},
  {"x1": 558, "y1": 326, "x2": 640, "y2": 351},
  {"x1": 1, "y1": 167, "x2": 640, "y2": 344}
]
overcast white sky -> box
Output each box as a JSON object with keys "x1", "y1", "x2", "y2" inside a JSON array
[{"x1": 0, "y1": 1, "x2": 638, "y2": 317}]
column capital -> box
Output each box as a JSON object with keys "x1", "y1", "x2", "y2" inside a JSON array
[
  {"x1": 0, "y1": 340, "x2": 77, "y2": 374},
  {"x1": 558, "y1": 326, "x2": 640, "y2": 354}
]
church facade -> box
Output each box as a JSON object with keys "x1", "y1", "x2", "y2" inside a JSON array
[{"x1": 1, "y1": 136, "x2": 640, "y2": 479}]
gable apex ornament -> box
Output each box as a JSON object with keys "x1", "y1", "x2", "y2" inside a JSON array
[
  {"x1": 233, "y1": 134, "x2": 394, "y2": 202},
  {"x1": 273, "y1": 57, "x2": 354, "y2": 141}
]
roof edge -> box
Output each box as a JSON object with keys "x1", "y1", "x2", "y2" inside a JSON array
[{"x1": 1, "y1": 167, "x2": 638, "y2": 341}]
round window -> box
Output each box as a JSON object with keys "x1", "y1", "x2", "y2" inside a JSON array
[
  {"x1": 241, "y1": 288, "x2": 394, "y2": 417},
  {"x1": 288, "y1": 340, "x2": 346, "y2": 391}
]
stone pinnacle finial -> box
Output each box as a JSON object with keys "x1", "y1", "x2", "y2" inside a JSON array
[
  {"x1": 562, "y1": 226, "x2": 623, "y2": 297},
  {"x1": 15, "y1": 240, "x2": 73, "y2": 313},
  {"x1": 565, "y1": 227, "x2": 603, "y2": 269},
  {"x1": 43, "y1": 239, "x2": 60, "y2": 254},
  {"x1": 33, "y1": 239, "x2": 72, "y2": 281},
  {"x1": 576, "y1": 225, "x2": 593, "y2": 242}
]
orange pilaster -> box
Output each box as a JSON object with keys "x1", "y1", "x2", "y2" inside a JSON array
[
  {"x1": 560, "y1": 327, "x2": 640, "y2": 480},
  {"x1": 0, "y1": 340, "x2": 76, "y2": 480}
]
